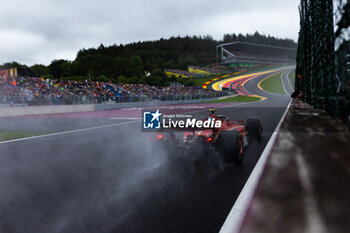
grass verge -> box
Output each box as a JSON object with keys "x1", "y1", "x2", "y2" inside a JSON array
[
  {"x1": 260, "y1": 72, "x2": 285, "y2": 95},
  {"x1": 191, "y1": 75, "x2": 221, "y2": 86},
  {"x1": 288, "y1": 71, "x2": 295, "y2": 89},
  {"x1": 202, "y1": 95, "x2": 261, "y2": 103},
  {"x1": 0, "y1": 131, "x2": 45, "y2": 141}
]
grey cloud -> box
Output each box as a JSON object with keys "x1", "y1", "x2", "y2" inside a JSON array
[{"x1": 0, "y1": 0, "x2": 300, "y2": 65}]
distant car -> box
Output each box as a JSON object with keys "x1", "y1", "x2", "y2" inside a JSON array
[
  {"x1": 222, "y1": 87, "x2": 238, "y2": 95},
  {"x1": 153, "y1": 109, "x2": 262, "y2": 165}
]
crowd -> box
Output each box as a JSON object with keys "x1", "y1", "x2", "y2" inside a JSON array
[
  {"x1": 0, "y1": 77, "x2": 79, "y2": 106},
  {"x1": 224, "y1": 50, "x2": 294, "y2": 63},
  {"x1": 0, "y1": 76, "x2": 225, "y2": 106}
]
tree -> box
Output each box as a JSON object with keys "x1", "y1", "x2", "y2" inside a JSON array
[
  {"x1": 177, "y1": 56, "x2": 196, "y2": 70},
  {"x1": 1, "y1": 33, "x2": 297, "y2": 82},
  {"x1": 0, "y1": 61, "x2": 28, "y2": 69},
  {"x1": 127, "y1": 76, "x2": 139, "y2": 84},
  {"x1": 30, "y1": 64, "x2": 48, "y2": 77},
  {"x1": 151, "y1": 68, "x2": 164, "y2": 78},
  {"x1": 138, "y1": 76, "x2": 146, "y2": 84},
  {"x1": 164, "y1": 59, "x2": 176, "y2": 69},
  {"x1": 117, "y1": 75, "x2": 127, "y2": 84},
  {"x1": 146, "y1": 76, "x2": 164, "y2": 86},
  {"x1": 48, "y1": 59, "x2": 70, "y2": 79},
  {"x1": 130, "y1": 55, "x2": 144, "y2": 77},
  {"x1": 94, "y1": 75, "x2": 110, "y2": 82}
]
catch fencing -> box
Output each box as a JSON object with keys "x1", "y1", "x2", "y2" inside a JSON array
[
  {"x1": 297, "y1": 0, "x2": 350, "y2": 122},
  {"x1": 114, "y1": 92, "x2": 230, "y2": 103},
  {"x1": 0, "y1": 92, "x2": 231, "y2": 107}
]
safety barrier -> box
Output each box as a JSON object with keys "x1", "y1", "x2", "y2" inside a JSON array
[{"x1": 297, "y1": 0, "x2": 350, "y2": 122}]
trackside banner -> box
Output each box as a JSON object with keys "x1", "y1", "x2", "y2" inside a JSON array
[{"x1": 142, "y1": 109, "x2": 221, "y2": 131}]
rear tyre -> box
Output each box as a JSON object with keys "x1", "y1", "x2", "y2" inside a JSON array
[
  {"x1": 217, "y1": 131, "x2": 244, "y2": 165},
  {"x1": 247, "y1": 118, "x2": 262, "y2": 141}
]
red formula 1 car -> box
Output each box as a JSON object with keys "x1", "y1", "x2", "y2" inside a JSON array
[{"x1": 154, "y1": 109, "x2": 262, "y2": 165}]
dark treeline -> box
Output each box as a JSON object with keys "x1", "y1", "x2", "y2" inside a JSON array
[
  {"x1": 1, "y1": 32, "x2": 296, "y2": 86},
  {"x1": 222, "y1": 32, "x2": 297, "y2": 48}
]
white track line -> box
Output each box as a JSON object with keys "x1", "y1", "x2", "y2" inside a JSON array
[
  {"x1": 281, "y1": 72, "x2": 289, "y2": 95},
  {"x1": 241, "y1": 74, "x2": 268, "y2": 102},
  {"x1": 109, "y1": 117, "x2": 141, "y2": 120},
  {"x1": 241, "y1": 80, "x2": 254, "y2": 96},
  {"x1": 219, "y1": 100, "x2": 292, "y2": 233},
  {"x1": 0, "y1": 120, "x2": 140, "y2": 145},
  {"x1": 286, "y1": 70, "x2": 295, "y2": 91},
  {"x1": 0, "y1": 101, "x2": 257, "y2": 145}
]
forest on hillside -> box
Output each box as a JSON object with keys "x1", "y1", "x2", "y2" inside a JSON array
[{"x1": 1, "y1": 32, "x2": 296, "y2": 86}]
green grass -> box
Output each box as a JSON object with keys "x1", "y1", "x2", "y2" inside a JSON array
[
  {"x1": 0, "y1": 131, "x2": 45, "y2": 141},
  {"x1": 288, "y1": 71, "x2": 295, "y2": 89},
  {"x1": 202, "y1": 95, "x2": 261, "y2": 103},
  {"x1": 260, "y1": 72, "x2": 286, "y2": 95},
  {"x1": 191, "y1": 76, "x2": 221, "y2": 86}
]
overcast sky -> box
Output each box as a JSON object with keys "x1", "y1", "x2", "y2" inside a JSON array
[{"x1": 0, "y1": 0, "x2": 300, "y2": 66}]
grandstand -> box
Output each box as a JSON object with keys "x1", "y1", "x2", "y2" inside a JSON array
[
  {"x1": 164, "y1": 69, "x2": 194, "y2": 78},
  {"x1": 0, "y1": 67, "x2": 35, "y2": 77},
  {"x1": 188, "y1": 66, "x2": 232, "y2": 75},
  {"x1": 0, "y1": 76, "x2": 229, "y2": 106},
  {"x1": 216, "y1": 41, "x2": 297, "y2": 66}
]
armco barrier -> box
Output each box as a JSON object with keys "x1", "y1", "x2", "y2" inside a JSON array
[
  {"x1": 0, "y1": 104, "x2": 94, "y2": 117},
  {"x1": 93, "y1": 95, "x2": 236, "y2": 111},
  {"x1": 0, "y1": 95, "x2": 237, "y2": 117}
]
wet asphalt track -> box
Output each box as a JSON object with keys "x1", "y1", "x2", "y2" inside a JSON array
[{"x1": 0, "y1": 69, "x2": 292, "y2": 233}]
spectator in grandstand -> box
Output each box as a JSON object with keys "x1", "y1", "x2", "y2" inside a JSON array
[{"x1": 0, "y1": 75, "x2": 224, "y2": 106}]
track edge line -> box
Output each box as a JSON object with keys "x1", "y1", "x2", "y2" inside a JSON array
[{"x1": 219, "y1": 99, "x2": 292, "y2": 233}]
